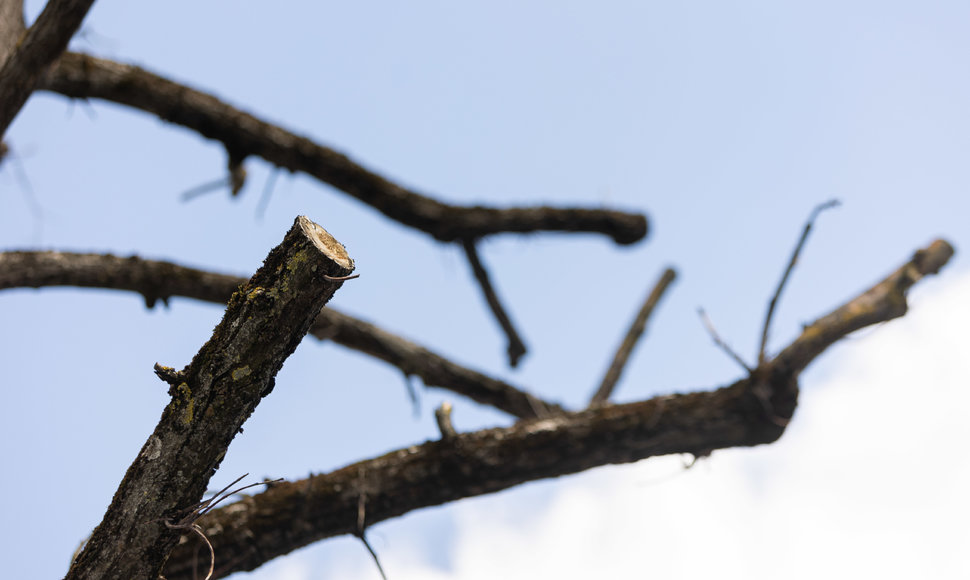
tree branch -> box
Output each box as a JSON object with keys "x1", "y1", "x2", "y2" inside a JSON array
[
  {"x1": 0, "y1": 0, "x2": 96, "y2": 138},
  {"x1": 39, "y1": 52, "x2": 648, "y2": 245},
  {"x1": 590, "y1": 267, "x2": 676, "y2": 406},
  {"x1": 773, "y1": 238, "x2": 954, "y2": 375},
  {"x1": 0, "y1": 250, "x2": 563, "y2": 419},
  {"x1": 461, "y1": 238, "x2": 528, "y2": 367},
  {"x1": 160, "y1": 238, "x2": 954, "y2": 579},
  {"x1": 64, "y1": 216, "x2": 354, "y2": 579}
]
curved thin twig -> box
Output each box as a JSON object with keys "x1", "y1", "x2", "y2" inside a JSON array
[
  {"x1": 758, "y1": 200, "x2": 840, "y2": 365},
  {"x1": 697, "y1": 307, "x2": 752, "y2": 373}
]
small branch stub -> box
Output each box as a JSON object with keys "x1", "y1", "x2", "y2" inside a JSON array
[{"x1": 435, "y1": 402, "x2": 457, "y2": 441}]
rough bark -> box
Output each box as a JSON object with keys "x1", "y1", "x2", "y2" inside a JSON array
[
  {"x1": 0, "y1": 250, "x2": 562, "y2": 418},
  {"x1": 39, "y1": 51, "x2": 648, "y2": 245},
  {"x1": 159, "y1": 238, "x2": 953, "y2": 579},
  {"x1": 165, "y1": 377, "x2": 787, "y2": 580},
  {"x1": 64, "y1": 216, "x2": 354, "y2": 580},
  {"x1": 0, "y1": 0, "x2": 95, "y2": 137}
]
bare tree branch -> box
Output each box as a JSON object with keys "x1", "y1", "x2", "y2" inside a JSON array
[
  {"x1": 462, "y1": 238, "x2": 528, "y2": 367},
  {"x1": 321, "y1": 309, "x2": 562, "y2": 418},
  {"x1": 160, "y1": 238, "x2": 954, "y2": 579},
  {"x1": 0, "y1": 250, "x2": 563, "y2": 418},
  {"x1": 38, "y1": 51, "x2": 648, "y2": 245},
  {"x1": 773, "y1": 238, "x2": 954, "y2": 374},
  {"x1": 0, "y1": 0, "x2": 96, "y2": 138},
  {"x1": 65, "y1": 216, "x2": 354, "y2": 579},
  {"x1": 590, "y1": 267, "x2": 676, "y2": 406}
]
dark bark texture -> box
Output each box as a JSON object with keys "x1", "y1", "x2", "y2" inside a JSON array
[
  {"x1": 0, "y1": 4, "x2": 956, "y2": 577},
  {"x1": 64, "y1": 216, "x2": 354, "y2": 580}
]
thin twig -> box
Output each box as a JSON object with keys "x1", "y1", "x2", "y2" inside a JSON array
[
  {"x1": 182, "y1": 158, "x2": 247, "y2": 202},
  {"x1": 590, "y1": 267, "x2": 677, "y2": 406},
  {"x1": 164, "y1": 474, "x2": 283, "y2": 580},
  {"x1": 184, "y1": 525, "x2": 214, "y2": 580},
  {"x1": 324, "y1": 273, "x2": 360, "y2": 281},
  {"x1": 181, "y1": 177, "x2": 230, "y2": 202},
  {"x1": 0, "y1": 140, "x2": 44, "y2": 243},
  {"x1": 400, "y1": 372, "x2": 422, "y2": 418},
  {"x1": 461, "y1": 238, "x2": 527, "y2": 367},
  {"x1": 357, "y1": 533, "x2": 388, "y2": 580},
  {"x1": 697, "y1": 307, "x2": 752, "y2": 373},
  {"x1": 354, "y1": 468, "x2": 388, "y2": 580},
  {"x1": 758, "y1": 199, "x2": 840, "y2": 365}
]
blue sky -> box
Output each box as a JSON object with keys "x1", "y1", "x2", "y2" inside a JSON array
[{"x1": 1, "y1": 2, "x2": 968, "y2": 578}]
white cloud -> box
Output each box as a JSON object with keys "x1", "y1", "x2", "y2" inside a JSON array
[{"x1": 332, "y1": 268, "x2": 970, "y2": 580}]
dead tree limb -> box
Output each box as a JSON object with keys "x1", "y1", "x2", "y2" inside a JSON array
[
  {"x1": 64, "y1": 216, "x2": 354, "y2": 580},
  {"x1": 0, "y1": 0, "x2": 96, "y2": 138},
  {"x1": 462, "y1": 238, "x2": 528, "y2": 367},
  {"x1": 590, "y1": 267, "x2": 676, "y2": 406},
  {"x1": 0, "y1": 250, "x2": 562, "y2": 418},
  {"x1": 160, "y1": 238, "x2": 954, "y2": 579},
  {"x1": 39, "y1": 52, "x2": 648, "y2": 245}
]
